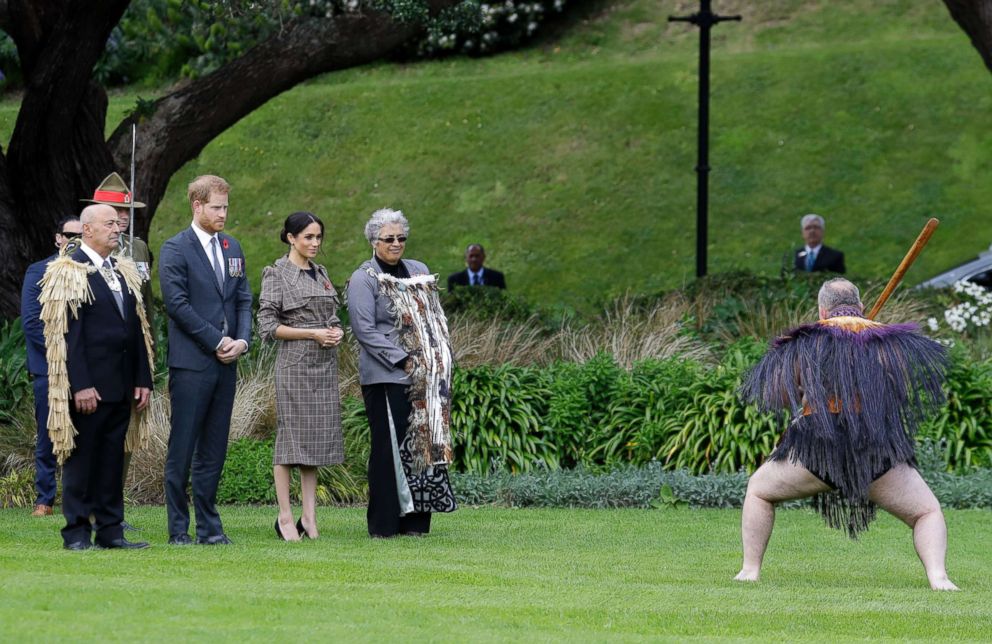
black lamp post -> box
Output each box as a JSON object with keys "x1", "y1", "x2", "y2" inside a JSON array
[{"x1": 669, "y1": 0, "x2": 741, "y2": 279}]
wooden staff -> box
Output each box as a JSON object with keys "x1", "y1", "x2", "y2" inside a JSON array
[{"x1": 867, "y1": 217, "x2": 939, "y2": 320}]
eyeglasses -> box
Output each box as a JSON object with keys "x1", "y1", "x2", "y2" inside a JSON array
[{"x1": 377, "y1": 236, "x2": 408, "y2": 244}]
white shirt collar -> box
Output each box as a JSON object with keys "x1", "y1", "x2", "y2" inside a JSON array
[
  {"x1": 79, "y1": 241, "x2": 111, "y2": 267},
  {"x1": 468, "y1": 267, "x2": 484, "y2": 279},
  {"x1": 190, "y1": 221, "x2": 218, "y2": 251},
  {"x1": 804, "y1": 244, "x2": 823, "y2": 254}
]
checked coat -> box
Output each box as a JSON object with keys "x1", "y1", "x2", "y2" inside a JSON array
[{"x1": 258, "y1": 255, "x2": 344, "y2": 466}]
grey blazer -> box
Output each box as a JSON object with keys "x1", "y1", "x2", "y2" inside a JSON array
[{"x1": 347, "y1": 257, "x2": 429, "y2": 386}]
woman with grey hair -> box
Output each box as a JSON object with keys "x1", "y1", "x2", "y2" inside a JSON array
[{"x1": 347, "y1": 208, "x2": 457, "y2": 538}]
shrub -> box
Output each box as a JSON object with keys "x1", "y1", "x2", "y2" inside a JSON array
[
  {"x1": 919, "y1": 346, "x2": 992, "y2": 471},
  {"x1": 450, "y1": 462, "x2": 992, "y2": 510},
  {"x1": 0, "y1": 319, "x2": 32, "y2": 426},
  {"x1": 216, "y1": 438, "x2": 276, "y2": 504},
  {"x1": 450, "y1": 364, "x2": 560, "y2": 473}
]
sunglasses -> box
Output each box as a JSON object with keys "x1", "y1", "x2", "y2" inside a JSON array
[{"x1": 377, "y1": 236, "x2": 408, "y2": 244}]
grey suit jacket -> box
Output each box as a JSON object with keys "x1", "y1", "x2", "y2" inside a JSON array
[
  {"x1": 347, "y1": 258, "x2": 429, "y2": 386},
  {"x1": 159, "y1": 226, "x2": 253, "y2": 371}
]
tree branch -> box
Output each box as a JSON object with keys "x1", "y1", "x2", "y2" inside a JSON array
[{"x1": 107, "y1": 2, "x2": 459, "y2": 232}]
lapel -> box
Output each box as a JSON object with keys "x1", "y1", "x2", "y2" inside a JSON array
[{"x1": 185, "y1": 227, "x2": 224, "y2": 297}]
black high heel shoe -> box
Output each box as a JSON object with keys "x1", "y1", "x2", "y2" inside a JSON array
[
  {"x1": 296, "y1": 518, "x2": 310, "y2": 540},
  {"x1": 275, "y1": 519, "x2": 285, "y2": 540}
]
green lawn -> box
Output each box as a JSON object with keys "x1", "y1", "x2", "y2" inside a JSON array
[{"x1": 2, "y1": 507, "x2": 990, "y2": 640}]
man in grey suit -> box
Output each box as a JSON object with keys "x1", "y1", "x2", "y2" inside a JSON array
[{"x1": 159, "y1": 175, "x2": 252, "y2": 545}]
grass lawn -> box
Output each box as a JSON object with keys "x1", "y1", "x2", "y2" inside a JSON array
[{"x1": 1, "y1": 506, "x2": 990, "y2": 641}]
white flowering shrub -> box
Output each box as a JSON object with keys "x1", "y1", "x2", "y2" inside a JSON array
[
  {"x1": 420, "y1": 0, "x2": 568, "y2": 56},
  {"x1": 928, "y1": 280, "x2": 992, "y2": 336}
]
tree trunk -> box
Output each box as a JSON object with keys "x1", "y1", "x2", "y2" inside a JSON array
[
  {"x1": 0, "y1": 0, "x2": 458, "y2": 319},
  {"x1": 942, "y1": 0, "x2": 992, "y2": 72}
]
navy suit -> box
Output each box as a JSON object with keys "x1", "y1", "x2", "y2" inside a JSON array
[
  {"x1": 61, "y1": 248, "x2": 152, "y2": 546},
  {"x1": 447, "y1": 267, "x2": 506, "y2": 290},
  {"x1": 20, "y1": 255, "x2": 57, "y2": 507},
  {"x1": 159, "y1": 226, "x2": 252, "y2": 540},
  {"x1": 794, "y1": 245, "x2": 846, "y2": 274}
]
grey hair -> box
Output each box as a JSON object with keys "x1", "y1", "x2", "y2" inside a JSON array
[
  {"x1": 364, "y1": 208, "x2": 409, "y2": 245},
  {"x1": 801, "y1": 213, "x2": 824, "y2": 230},
  {"x1": 818, "y1": 277, "x2": 861, "y2": 313}
]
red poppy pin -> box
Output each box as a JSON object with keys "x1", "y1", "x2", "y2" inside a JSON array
[
  {"x1": 222, "y1": 238, "x2": 230, "y2": 250},
  {"x1": 323, "y1": 281, "x2": 331, "y2": 290}
]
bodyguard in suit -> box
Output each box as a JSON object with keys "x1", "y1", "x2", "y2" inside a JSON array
[
  {"x1": 21, "y1": 217, "x2": 82, "y2": 517},
  {"x1": 159, "y1": 175, "x2": 252, "y2": 546},
  {"x1": 794, "y1": 213, "x2": 846, "y2": 274},
  {"x1": 56, "y1": 205, "x2": 152, "y2": 550},
  {"x1": 447, "y1": 244, "x2": 506, "y2": 290}
]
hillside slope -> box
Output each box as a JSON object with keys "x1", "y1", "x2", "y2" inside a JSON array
[{"x1": 4, "y1": 0, "x2": 989, "y2": 310}]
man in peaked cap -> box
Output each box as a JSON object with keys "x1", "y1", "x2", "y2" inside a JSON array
[{"x1": 83, "y1": 172, "x2": 156, "y2": 532}]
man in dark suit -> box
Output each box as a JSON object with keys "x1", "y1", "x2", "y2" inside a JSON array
[
  {"x1": 57, "y1": 205, "x2": 152, "y2": 550},
  {"x1": 83, "y1": 172, "x2": 155, "y2": 533},
  {"x1": 21, "y1": 216, "x2": 82, "y2": 517},
  {"x1": 159, "y1": 175, "x2": 252, "y2": 546},
  {"x1": 794, "y1": 213, "x2": 845, "y2": 274},
  {"x1": 447, "y1": 244, "x2": 506, "y2": 290}
]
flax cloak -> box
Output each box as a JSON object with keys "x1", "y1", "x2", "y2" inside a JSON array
[
  {"x1": 39, "y1": 247, "x2": 156, "y2": 465},
  {"x1": 739, "y1": 313, "x2": 947, "y2": 537}
]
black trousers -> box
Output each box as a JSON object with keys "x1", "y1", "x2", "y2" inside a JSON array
[
  {"x1": 165, "y1": 363, "x2": 236, "y2": 539},
  {"x1": 61, "y1": 400, "x2": 130, "y2": 546},
  {"x1": 362, "y1": 383, "x2": 431, "y2": 537}
]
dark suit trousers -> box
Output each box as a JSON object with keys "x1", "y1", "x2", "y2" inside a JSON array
[
  {"x1": 362, "y1": 383, "x2": 431, "y2": 537},
  {"x1": 61, "y1": 400, "x2": 130, "y2": 546},
  {"x1": 165, "y1": 363, "x2": 236, "y2": 539},
  {"x1": 32, "y1": 376, "x2": 57, "y2": 506}
]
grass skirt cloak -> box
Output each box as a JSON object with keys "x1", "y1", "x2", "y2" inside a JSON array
[
  {"x1": 739, "y1": 313, "x2": 947, "y2": 538},
  {"x1": 39, "y1": 248, "x2": 155, "y2": 465}
]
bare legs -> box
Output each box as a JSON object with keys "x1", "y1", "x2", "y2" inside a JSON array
[
  {"x1": 735, "y1": 459, "x2": 830, "y2": 581},
  {"x1": 274, "y1": 465, "x2": 301, "y2": 541},
  {"x1": 299, "y1": 466, "x2": 319, "y2": 539},
  {"x1": 869, "y1": 464, "x2": 957, "y2": 591},
  {"x1": 734, "y1": 460, "x2": 958, "y2": 590},
  {"x1": 274, "y1": 465, "x2": 321, "y2": 541}
]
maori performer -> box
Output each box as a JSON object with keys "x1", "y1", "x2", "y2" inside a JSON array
[
  {"x1": 347, "y1": 208, "x2": 457, "y2": 538},
  {"x1": 735, "y1": 277, "x2": 957, "y2": 590}
]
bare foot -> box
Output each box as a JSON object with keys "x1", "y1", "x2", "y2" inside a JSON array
[
  {"x1": 277, "y1": 516, "x2": 301, "y2": 541},
  {"x1": 929, "y1": 576, "x2": 959, "y2": 591},
  {"x1": 734, "y1": 569, "x2": 760, "y2": 582}
]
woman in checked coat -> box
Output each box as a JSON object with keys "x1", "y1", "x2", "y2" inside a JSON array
[{"x1": 258, "y1": 211, "x2": 344, "y2": 541}]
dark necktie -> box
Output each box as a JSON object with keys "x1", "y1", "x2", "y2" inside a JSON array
[
  {"x1": 472, "y1": 273, "x2": 480, "y2": 286},
  {"x1": 805, "y1": 251, "x2": 816, "y2": 272},
  {"x1": 210, "y1": 237, "x2": 224, "y2": 289},
  {"x1": 103, "y1": 259, "x2": 124, "y2": 316}
]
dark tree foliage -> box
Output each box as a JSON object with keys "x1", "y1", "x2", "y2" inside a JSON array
[{"x1": 0, "y1": 0, "x2": 459, "y2": 318}]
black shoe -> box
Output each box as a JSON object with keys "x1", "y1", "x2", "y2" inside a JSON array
[
  {"x1": 296, "y1": 518, "x2": 310, "y2": 540},
  {"x1": 96, "y1": 537, "x2": 150, "y2": 550},
  {"x1": 64, "y1": 540, "x2": 92, "y2": 551},
  {"x1": 196, "y1": 534, "x2": 233, "y2": 545},
  {"x1": 120, "y1": 520, "x2": 141, "y2": 532},
  {"x1": 168, "y1": 534, "x2": 193, "y2": 545}
]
